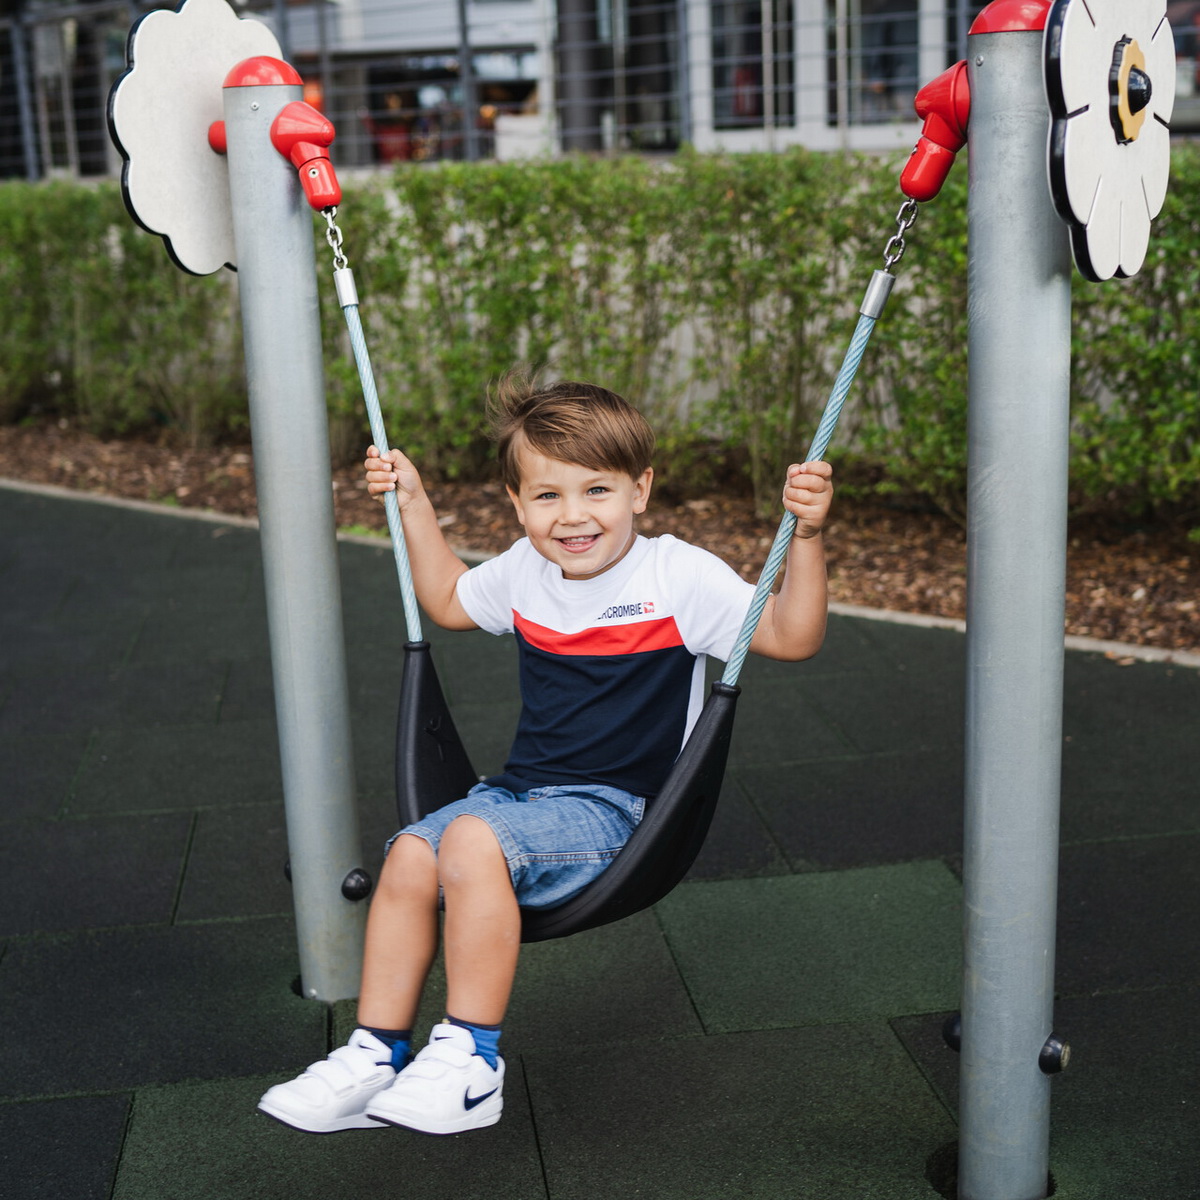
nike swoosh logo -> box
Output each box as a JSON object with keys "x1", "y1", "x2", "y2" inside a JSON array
[{"x1": 464, "y1": 1087, "x2": 498, "y2": 1111}]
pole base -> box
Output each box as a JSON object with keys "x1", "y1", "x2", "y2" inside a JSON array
[{"x1": 925, "y1": 1142, "x2": 1057, "y2": 1200}]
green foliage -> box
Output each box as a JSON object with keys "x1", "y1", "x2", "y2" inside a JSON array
[
  {"x1": 0, "y1": 180, "x2": 245, "y2": 442},
  {"x1": 2, "y1": 153, "x2": 1199, "y2": 527},
  {"x1": 1067, "y1": 143, "x2": 1200, "y2": 522},
  {"x1": 851, "y1": 164, "x2": 972, "y2": 522}
]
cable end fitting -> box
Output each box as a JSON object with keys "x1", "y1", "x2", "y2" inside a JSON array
[
  {"x1": 860, "y1": 270, "x2": 896, "y2": 319},
  {"x1": 334, "y1": 266, "x2": 359, "y2": 308}
]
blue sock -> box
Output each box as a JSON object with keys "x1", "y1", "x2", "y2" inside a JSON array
[
  {"x1": 447, "y1": 1016, "x2": 502, "y2": 1069},
  {"x1": 361, "y1": 1025, "x2": 411, "y2": 1071}
]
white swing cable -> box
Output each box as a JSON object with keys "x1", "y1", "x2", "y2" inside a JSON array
[
  {"x1": 325, "y1": 213, "x2": 424, "y2": 644},
  {"x1": 720, "y1": 267, "x2": 897, "y2": 687}
]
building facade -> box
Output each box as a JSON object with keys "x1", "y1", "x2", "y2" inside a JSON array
[{"x1": 3, "y1": 0, "x2": 1197, "y2": 179}]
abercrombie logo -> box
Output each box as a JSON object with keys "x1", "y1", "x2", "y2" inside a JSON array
[{"x1": 597, "y1": 600, "x2": 656, "y2": 620}]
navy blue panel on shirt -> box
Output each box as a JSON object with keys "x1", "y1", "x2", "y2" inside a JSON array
[{"x1": 489, "y1": 628, "x2": 697, "y2": 799}]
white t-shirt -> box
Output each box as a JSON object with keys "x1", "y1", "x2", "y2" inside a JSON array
[{"x1": 456, "y1": 534, "x2": 754, "y2": 797}]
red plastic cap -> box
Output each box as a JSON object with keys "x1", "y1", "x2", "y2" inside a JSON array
[
  {"x1": 223, "y1": 56, "x2": 303, "y2": 88},
  {"x1": 207, "y1": 120, "x2": 227, "y2": 155},
  {"x1": 970, "y1": 0, "x2": 1051, "y2": 34}
]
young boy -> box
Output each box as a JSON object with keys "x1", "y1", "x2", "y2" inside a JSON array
[{"x1": 257, "y1": 370, "x2": 833, "y2": 1136}]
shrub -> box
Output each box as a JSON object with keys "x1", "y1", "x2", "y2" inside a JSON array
[{"x1": 1, "y1": 152, "x2": 1197, "y2": 528}]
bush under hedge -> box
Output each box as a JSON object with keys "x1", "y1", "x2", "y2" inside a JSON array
[{"x1": 2, "y1": 147, "x2": 1198, "y2": 524}]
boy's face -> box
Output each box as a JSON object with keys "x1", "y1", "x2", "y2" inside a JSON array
[{"x1": 506, "y1": 442, "x2": 653, "y2": 581}]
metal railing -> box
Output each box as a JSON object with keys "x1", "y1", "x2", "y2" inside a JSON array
[{"x1": 6, "y1": 0, "x2": 1193, "y2": 182}]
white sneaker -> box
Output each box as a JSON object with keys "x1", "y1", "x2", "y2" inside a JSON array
[
  {"x1": 366, "y1": 1022, "x2": 504, "y2": 1135},
  {"x1": 257, "y1": 1029, "x2": 398, "y2": 1133}
]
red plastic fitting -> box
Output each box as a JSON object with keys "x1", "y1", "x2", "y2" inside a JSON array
[
  {"x1": 900, "y1": 60, "x2": 971, "y2": 203},
  {"x1": 970, "y1": 0, "x2": 1051, "y2": 34},
  {"x1": 270, "y1": 101, "x2": 341, "y2": 210},
  {"x1": 224, "y1": 56, "x2": 303, "y2": 89}
]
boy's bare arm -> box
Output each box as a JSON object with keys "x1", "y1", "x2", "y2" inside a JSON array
[
  {"x1": 364, "y1": 446, "x2": 477, "y2": 631},
  {"x1": 749, "y1": 461, "x2": 832, "y2": 662}
]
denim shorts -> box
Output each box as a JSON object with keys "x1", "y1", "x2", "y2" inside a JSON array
[{"x1": 390, "y1": 782, "x2": 645, "y2": 910}]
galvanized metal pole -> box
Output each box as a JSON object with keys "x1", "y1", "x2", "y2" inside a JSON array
[
  {"x1": 959, "y1": 10, "x2": 1070, "y2": 1200},
  {"x1": 222, "y1": 67, "x2": 366, "y2": 1003},
  {"x1": 674, "y1": 0, "x2": 692, "y2": 146},
  {"x1": 557, "y1": 0, "x2": 603, "y2": 151},
  {"x1": 456, "y1": 0, "x2": 480, "y2": 161},
  {"x1": 273, "y1": 0, "x2": 291, "y2": 60},
  {"x1": 11, "y1": 12, "x2": 39, "y2": 180}
]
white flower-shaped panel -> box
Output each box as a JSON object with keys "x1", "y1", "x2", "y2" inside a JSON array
[
  {"x1": 108, "y1": 0, "x2": 280, "y2": 275},
  {"x1": 1046, "y1": 0, "x2": 1175, "y2": 281}
]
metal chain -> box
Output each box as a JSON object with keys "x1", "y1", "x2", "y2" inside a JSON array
[
  {"x1": 882, "y1": 197, "x2": 919, "y2": 270},
  {"x1": 323, "y1": 207, "x2": 349, "y2": 270}
]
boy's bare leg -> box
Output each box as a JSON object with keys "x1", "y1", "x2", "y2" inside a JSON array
[
  {"x1": 438, "y1": 815, "x2": 521, "y2": 1025},
  {"x1": 357, "y1": 833, "x2": 440, "y2": 1030}
]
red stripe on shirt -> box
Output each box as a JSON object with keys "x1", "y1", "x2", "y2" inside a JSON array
[{"x1": 513, "y1": 610, "x2": 685, "y2": 656}]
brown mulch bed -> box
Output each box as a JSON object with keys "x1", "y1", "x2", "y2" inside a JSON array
[{"x1": 3, "y1": 422, "x2": 1197, "y2": 656}]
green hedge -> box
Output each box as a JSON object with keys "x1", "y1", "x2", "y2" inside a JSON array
[{"x1": 3, "y1": 149, "x2": 1199, "y2": 524}]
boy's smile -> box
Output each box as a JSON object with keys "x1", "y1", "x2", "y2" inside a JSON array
[{"x1": 506, "y1": 443, "x2": 653, "y2": 581}]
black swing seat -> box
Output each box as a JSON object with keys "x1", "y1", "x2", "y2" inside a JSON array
[{"x1": 394, "y1": 641, "x2": 741, "y2": 943}]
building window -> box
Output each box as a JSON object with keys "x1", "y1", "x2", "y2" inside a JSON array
[
  {"x1": 826, "y1": 0, "x2": 919, "y2": 126},
  {"x1": 712, "y1": 0, "x2": 795, "y2": 130}
]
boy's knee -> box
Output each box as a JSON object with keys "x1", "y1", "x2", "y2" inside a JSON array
[
  {"x1": 378, "y1": 833, "x2": 437, "y2": 898},
  {"x1": 438, "y1": 816, "x2": 507, "y2": 888}
]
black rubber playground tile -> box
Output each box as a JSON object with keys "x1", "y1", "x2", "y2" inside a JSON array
[
  {"x1": 1055, "y1": 833, "x2": 1200, "y2": 996},
  {"x1": 112, "y1": 1072, "x2": 544, "y2": 1200},
  {"x1": 1062, "y1": 652, "x2": 1200, "y2": 734},
  {"x1": 0, "y1": 731, "x2": 92, "y2": 821},
  {"x1": 728, "y1": 682, "x2": 853, "y2": 763},
  {"x1": 127, "y1": 602, "x2": 270, "y2": 666},
  {"x1": 56, "y1": 560, "x2": 255, "y2": 622},
  {"x1": 893, "y1": 987, "x2": 1200, "y2": 1199},
  {"x1": 1046, "y1": 986, "x2": 1200, "y2": 1198},
  {"x1": 69, "y1": 720, "x2": 282, "y2": 816},
  {"x1": 655, "y1": 862, "x2": 962, "y2": 1032},
  {"x1": 346, "y1": 711, "x2": 404, "y2": 801},
  {"x1": 0, "y1": 661, "x2": 225, "y2": 735},
  {"x1": 0, "y1": 1092, "x2": 131, "y2": 1200},
  {"x1": 216, "y1": 657, "x2": 278, "y2": 723},
  {"x1": 684, "y1": 777, "x2": 791, "y2": 881},
  {"x1": 856, "y1": 617, "x2": 967, "y2": 673},
  {"x1": 428, "y1": 631, "x2": 523, "y2": 709},
  {"x1": 0, "y1": 487, "x2": 136, "y2": 549},
  {"x1": 525, "y1": 1024, "x2": 956, "y2": 1200},
  {"x1": 1060, "y1": 726, "x2": 1200, "y2": 845},
  {"x1": 442, "y1": 697, "x2": 524, "y2": 780},
  {"x1": 163, "y1": 520, "x2": 262, "y2": 570},
  {"x1": 0, "y1": 610, "x2": 144, "y2": 675},
  {"x1": 739, "y1": 748, "x2": 964, "y2": 871},
  {"x1": 799, "y1": 661, "x2": 964, "y2": 757},
  {"x1": 0, "y1": 560, "x2": 93, "y2": 626},
  {"x1": 0, "y1": 919, "x2": 324, "y2": 1099},
  {"x1": 0, "y1": 811, "x2": 192, "y2": 937},
  {"x1": 799, "y1": 611, "x2": 903, "y2": 677},
  {"x1": 173, "y1": 804, "x2": 294, "y2": 923}
]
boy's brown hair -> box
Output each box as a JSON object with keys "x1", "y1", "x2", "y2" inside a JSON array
[{"x1": 488, "y1": 366, "x2": 655, "y2": 492}]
